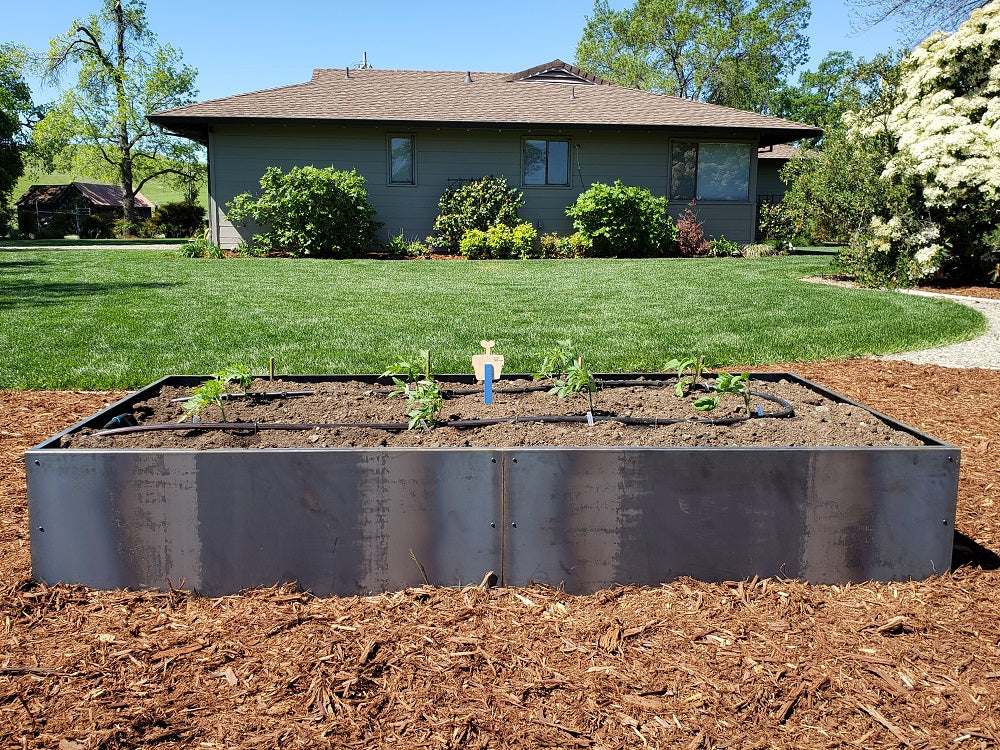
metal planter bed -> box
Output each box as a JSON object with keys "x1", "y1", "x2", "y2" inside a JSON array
[{"x1": 26, "y1": 373, "x2": 960, "y2": 595}]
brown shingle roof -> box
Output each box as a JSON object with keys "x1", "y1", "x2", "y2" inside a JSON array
[
  {"x1": 149, "y1": 60, "x2": 820, "y2": 146},
  {"x1": 757, "y1": 143, "x2": 803, "y2": 160},
  {"x1": 16, "y1": 182, "x2": 154, "y2": 209}
]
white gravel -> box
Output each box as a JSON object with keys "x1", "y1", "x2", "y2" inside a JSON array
[{"x1": 874, "y1": 290, "x2": 1000, "y2": 370}]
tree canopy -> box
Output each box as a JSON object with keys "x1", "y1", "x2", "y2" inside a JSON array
[
  {"x1": 852, "y1": 0, "x2": 991, "y2": 40},
  {"x1": 35, "y1": 0, "x2": 202, "y2": 228},
  {"x1": 0, "y1": 44, "x2": 35, "y2": 231},
  {"x1": 575, "y1": 0, "x2": 811, "y2": 112}
]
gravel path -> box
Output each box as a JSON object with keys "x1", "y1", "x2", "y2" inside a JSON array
[{"x1": 875, "y1": 289, "x2": 1000, "y2": 369}]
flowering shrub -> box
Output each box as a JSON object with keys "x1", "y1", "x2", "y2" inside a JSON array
[
  {"x1": 566, "y1": 181, "x2": 677, "y2": 257},
  {"x1": 849, "y1": 3, "x2": 1000, "y2": 283},
  {"x1": 432, "y1": 176, "x2": 523, "y2": 254},
  {"x1": 459, "y1": 222, "x2": 537, "y2": 259},
  {"x1": 841, "y1": 214, "x2": 946, "y2": 286}
]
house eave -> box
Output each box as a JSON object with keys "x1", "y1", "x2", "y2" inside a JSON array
[{"x1": 147, "y1": 114, "x2": 819, "y2": 146}]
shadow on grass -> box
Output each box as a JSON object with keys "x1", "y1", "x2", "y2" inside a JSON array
[
  {"x1": 952, "y1": 531, "x2": 1000, "y2": 571},
  {"x1": 1, "y1": 280, "x2": 181, "y2": 308},
  {"x1": 0, "y1": 258, "x2": 48, "y2": 270}
]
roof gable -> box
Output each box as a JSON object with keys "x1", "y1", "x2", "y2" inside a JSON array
[{"x1": 507, "y1": 59, "x2": 609, "y2": 86}]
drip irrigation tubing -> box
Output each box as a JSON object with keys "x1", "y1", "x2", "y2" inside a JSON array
[
  {"x1": 95, "y1": 391, "x2": 793, "y2": 437},
  {"x1": 170, "y1": 379, "x2": 720, "y2": 403}
]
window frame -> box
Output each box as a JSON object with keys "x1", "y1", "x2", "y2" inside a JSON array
[
  {"x1": 668, "y1": 140, "x2": 753, "y2": 203},
  {"x1": 521, "y1": 136, "x2": 572, "y2": 188},
  {"x1": 387, "y1": 133, "x2": 416, "y2": 186}
]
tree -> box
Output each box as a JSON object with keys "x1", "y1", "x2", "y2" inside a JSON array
[
  {"x1": 0, "y1": 44, "x2": 35, "y2": 232},
  {"x1": 875, "y1": 0, "x2": 1000, "y2": 282},
  {"x1": 852, "y1": 0, "x2": 990, "y2": 39},
  {"x1": 770, "y1": 51, "x2": 860, "y2": 129},
  {"x1": 776, "y1": 52, "x2": 905, "y2": 247},
  {"x1": 575, "y1": 0, "x2": 811, "y2": 112},
  {"x1": 36, "y1": 0, "x2": 202, "y2": 230}
]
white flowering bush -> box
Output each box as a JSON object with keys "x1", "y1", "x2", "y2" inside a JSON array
[{"x1": 850, "y1": 2, "x2": 1000, "y2": 284}]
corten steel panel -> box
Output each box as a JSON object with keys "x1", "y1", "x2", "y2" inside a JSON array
[
  {"x1": 27, "y1": 373, "x2": 961, "y2": 594},
  {"x1": 502, "y1": 447, "x2": 958, "y2": 591},
  {"x1": 28, "y1": 449, "x2": 503, "y2": 596}
]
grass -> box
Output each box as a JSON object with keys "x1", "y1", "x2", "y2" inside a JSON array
[{"x1": 0, "y1": 248, "x2": 987, "y2": 390}]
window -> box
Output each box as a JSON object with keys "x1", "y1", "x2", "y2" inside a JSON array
[
  {"x1": 670, "y1": 142, "x2": 751, "y2": 202},
  {"x1": 388, "y1": 135, "x2": 414, "y2": 185},
  {"x1": 522, "y1": 138, "x2": 570, "y2": 186}
]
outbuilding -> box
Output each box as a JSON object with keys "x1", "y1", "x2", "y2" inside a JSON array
[{"x1": 16, "y1": 181, "x2": 154, "y2": 236}]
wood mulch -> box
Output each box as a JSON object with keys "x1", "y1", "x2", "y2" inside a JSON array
[
  {"x1": 2, "y1": 359, "x2": 999, "y2": 749},
  {"x1": 914, "y1": 285, "x2": 1000, "y2": 301}
]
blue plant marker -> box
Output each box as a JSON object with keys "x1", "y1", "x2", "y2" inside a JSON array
[
  {"x1": 756, "y1": 404, "x2": 763, "y2": 417},
  {"x1": 484, "y1": 363, "x2": 493, "y2": 405}
]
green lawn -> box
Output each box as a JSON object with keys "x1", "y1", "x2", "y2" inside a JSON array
[{"x1": 0, "y1": 248, "x2": 987, "y2": 390}]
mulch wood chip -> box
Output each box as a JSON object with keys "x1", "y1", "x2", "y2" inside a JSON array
[{"x1": 2, "y1": 359, "x2": 999, "y2": 749}]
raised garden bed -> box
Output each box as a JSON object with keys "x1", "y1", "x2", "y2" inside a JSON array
[{"x1": 26, "y1": 373, "x2": 959, "y2": 595}]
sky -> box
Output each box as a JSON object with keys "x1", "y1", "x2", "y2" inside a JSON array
[{"x1": 6, "y1": 0, "x2": 906, "y2": 105}]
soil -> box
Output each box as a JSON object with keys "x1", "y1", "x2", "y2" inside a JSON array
[
  {"x1": 60, "y1": 376, "x2": 926, "y2": 450},
  {"x1": 2, "y1": 359, "x2": 1000, "y2": 749}
]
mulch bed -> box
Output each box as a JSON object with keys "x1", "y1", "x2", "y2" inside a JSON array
[
  {"x1": 914, "y1": 285, "x2": 1000, "y2": 301},
  {"x1": 2, "y1": 359, "x2": 1000, "y2": 749}
]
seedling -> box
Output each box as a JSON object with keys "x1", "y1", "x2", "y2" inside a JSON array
[
  {"x1": 693, "y1": 372, "x2": 752, "y2": 413},
  {"x1": 383, "y1": 350, "x2": 443, "y2": 429},
  {"x1": 664, "y1": 355, "x2": 705, "y2": 397},
  {"x1": 533, "y1": 339, "x2": 576, "y2": 381},
  {"x1": 178, "y1": 364, "x2": 254, "y2": 423},
  {"x1": 549, "y1": 356, "x2": 599, "y2": 415}
]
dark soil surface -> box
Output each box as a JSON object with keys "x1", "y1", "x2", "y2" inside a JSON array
[
  {"x1": 62, "y1": 376, "x2": 925, "y2": 450},
  {"x1": 2, "y1": 360, "x2": 999, "y2": 749}
]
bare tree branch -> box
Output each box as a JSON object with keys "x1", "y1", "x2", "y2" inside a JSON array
[{"x1": 852, "y1": 0, "x2": 989, "y2": 40}]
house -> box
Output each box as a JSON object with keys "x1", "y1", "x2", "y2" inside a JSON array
[
  {"x1": 756, "y1": 143, "x2": 803, "y2": 205},
  {"x1": 16, "y1": 181, "x2": 154, "y2": 235},
  {"x1": 148, "y1": 60, "x2": 820, "y2": 248}
]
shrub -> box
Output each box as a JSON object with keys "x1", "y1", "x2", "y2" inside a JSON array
[
  {"x1": 708, "y1": 235, "x2": 741, "y2": 257},
  {"x1": 226, "y1": 165, "x2": 381, "y2": 258},
  {"x1": 113, "y1": 217, "x2": 157, "y2": 238},
  {"x1": 839, "y1": 213, "x2": 946, "y2": 287},
  {"x1": 153, "y1": 202, "x2": 206, "y2": 238},
  {"x1": 741, "y1": 243, "x2": 787, "y2": 258},
  {"x1": 675, "y1": 205, "x2": 710, "y2": 257},
  {"x1": 566, "y1": 181, "x2": 676, "y2": 257},
  {"x1": 385, "y1": 232, "x2": 428, "y2": 257},
  {"x1": 179, "y1": 234, "x2": 225, "y2": 258},
  {"x1": 82, "y1": 213, "x2": 114, "y2": 239},
  {"x1": 432, "y1": 176, "x2": 523, "y2": 254},
  {"x1": 459, "y1": 222, "x2": 538, "y2": 259},
  {"x1": 538, "y1": 231, "x2": 592, "y2": 258},
  {"x1": 757, "y1": 202, "x2": 799, "y2": 245}
]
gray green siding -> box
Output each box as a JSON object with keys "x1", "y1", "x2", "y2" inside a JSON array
[
  {"x1": 757, "y1": 159, "x2": 789, "y2": 203},
  {"x1": 207, "y1": 123, "x2": 761, "y2": 249}
]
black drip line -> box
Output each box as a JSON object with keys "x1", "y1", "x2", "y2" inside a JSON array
[{"x1": 97, "y1": 386, "x2": 794, "y2": 437}]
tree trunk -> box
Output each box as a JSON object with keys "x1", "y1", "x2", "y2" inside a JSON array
[{"x1": 112, "y1": 0, "x2": 136, "y2": 229}]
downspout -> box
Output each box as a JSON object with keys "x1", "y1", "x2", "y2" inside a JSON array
[{"x1": 208, "y1": 128, "x2": 219, "y2": 246}]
